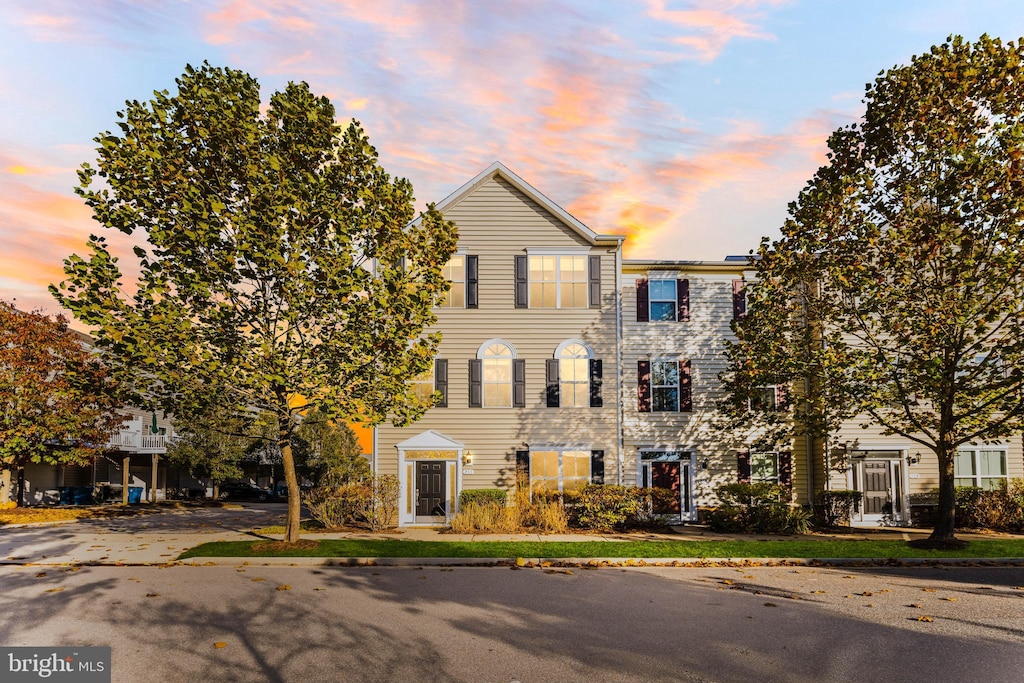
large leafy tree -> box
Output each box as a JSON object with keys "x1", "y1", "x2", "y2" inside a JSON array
[
  {"x1": 0, "y1": 301, "x2": 124, "y2": 506},
  {"x1": 53, "y1": 63, "x2": 457, "y2": 541},
  {"x1": 722, "y1": 35, "x2": 1024, "y2": 545},
  {"x1": 292, "y1": 408, "x2": 370, "y2": 486}
]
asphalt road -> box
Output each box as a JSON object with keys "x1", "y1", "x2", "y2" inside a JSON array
[{"x1": 2, "y1": 563, "x2": 1022, "y2": 683}]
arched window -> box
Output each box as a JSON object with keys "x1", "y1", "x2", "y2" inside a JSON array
[
  {"x1": 556, "y1": 341, "x2": 591, "y2": 407},
  {"x1": 479, "y1": 340, "x2": 516, "y2": 407}
]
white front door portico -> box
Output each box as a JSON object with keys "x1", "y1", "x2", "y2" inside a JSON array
[{"x1": 396, "y1": 430, "x2": 464, "y2": 526}]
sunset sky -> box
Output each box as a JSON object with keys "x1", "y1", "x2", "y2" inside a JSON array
[{"x1": 3, "y1": 1, "x2": 1024, "y2": 315}]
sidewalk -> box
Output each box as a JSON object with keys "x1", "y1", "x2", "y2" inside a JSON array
[{"x1": 2, "y1": 505, "x2": 1021, "y2": 566}]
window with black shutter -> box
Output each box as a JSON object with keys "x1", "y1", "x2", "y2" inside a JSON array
[
  {"x1": 589, "y1": 359, "x2": 602, "y2": 407},
  {"x1": 737, "y1": 451, "x2": 751, "y2": 484},
  {"x1": 732, "y1": 279, "x2": 747, "y2": 319},
  {"x1": 434, "y1": 359, "x2": 448, "y2": 408},
  {"x1": 588, "y1": 255, "x2": 601, "y2": 309},
  {"x1": 546, "y1": 359, "x2": 560, "y2": 407},
  {"x1": 638, "y1": 360, "x2": 652, "y2": 412},
  {"x1": 514, "y1": 255, "x2": 528, "y2": 308},
  {"x1": 590, "y1": 450, "x2": 605, "y2": 484},
  {"x1": 512, "y1": 359, "x2": 526, "y2": 407},
  {"x1": 466, "y1": 255, "x2": 479, "y2": 309}
]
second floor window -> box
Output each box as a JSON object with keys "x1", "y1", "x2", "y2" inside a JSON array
[
  {"x1": 441, "y1": 256, "x2": 465, "y2": 307},
  {"x1": 482, "y1": 341, "x2": 514, "y2": 406},
  {"x1": 529, "y1": 255, "x2": 588, "y2": 308}
]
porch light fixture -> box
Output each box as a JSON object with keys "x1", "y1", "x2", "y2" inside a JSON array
[
  {"x1": 699, "y1": 458, "x2": 710, "y2": 469},
  {"x1": 462, "y1": 451, "x2": 473, "y2": 465},
  {"x1": 908, "y1": 453, "x2": 920, "y2": 465}
]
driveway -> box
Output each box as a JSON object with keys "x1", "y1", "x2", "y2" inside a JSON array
[{"x1": 0, "y1": 503, "x2": 290, "y2": 565}]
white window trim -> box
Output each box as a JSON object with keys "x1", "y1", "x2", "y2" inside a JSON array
[
  {"x1": 750, "y1": 451, "x2": 779, "y2": 483},
  {"x1": 527, "y1": 254, "x2": 589, "y2": 309},
  {"x1": 525, "y1": 246, "x2": 591, "y2": 255},
  {"x1": 647, "y1": 278, "x2": 678, "y2": 322},
  {"x1": 528, "y1": 446, "x2": 592, "y2": 495},
  {"x1": 478, "y1": 339, "x2": 516, "y2": 408},
  {"x1": 440, "y1": 253, "x2": 468, "y2": 309},
  {"x1": 650, "y1": 358, "x2": 680, "y2": 412},
  {"x1": 748, "y1": 385, "x2": 779, "y2": 412},
  {"x1": 954, "y1": 446, "x2": 1008, "y2": 489}
]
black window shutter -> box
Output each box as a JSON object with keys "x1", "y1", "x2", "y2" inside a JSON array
[
  {"x1": 546, "y1": 359, "x2": 560, "y2": 407},
  {"x1": 588, "y1": 255, "x2": 601, "y2": 309},
  {"x1": 636, "y1": 279, "x2": 649, "y2": 322},
  {"x1": 677, "y1": 279, "x2": 690, "y2": 322},
  {"x1": 515, "y1": 450, "x2": 530, "y2": 485},
  {"x1": 732, "y1": 279, "x2": 746, "y2": 319},
  {"x1": 589, "y1": 359, "x2": 603, "y2": 407},
  {"x1": 514, "y1": 255, "x2": 528, "y2": 308},
  {"x1": 468, "y1": 360, "x2": 482, "y2": 408},
  {"x1": 737, "y1": 452, "x2": 751, "y2": 484},
  {"x1": 466, "y1": 255, "x2": 479, "y2": 309},
  {"x1": 434, "y1": 359, "x2": 448, "y2": 408},
  {"x1": 637, "y1": 360, "x2": 651, "y2": 412},
  {"x1": 513, "y1": 359, "x2": 526, "y2": 407},
  {"x1": 590, "y1": 450, "x2": 605, "y2": 485},
  {"x1": 679, "y1": 360, "x2": 692, "y2": 412},
  {"x1": 778, "y1": 452, "x2": 792, "y2": 488}
]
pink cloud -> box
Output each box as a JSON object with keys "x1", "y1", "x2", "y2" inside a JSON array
[{"x1": 645, "y1": 0, "x2": 788, "y2": 61}]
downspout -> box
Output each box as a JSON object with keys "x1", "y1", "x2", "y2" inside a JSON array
[{"x1": 615, "y1": 243, "x2": 624, "y2": 486}]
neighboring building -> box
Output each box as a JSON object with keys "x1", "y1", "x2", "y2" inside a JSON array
[{"x1": 17, "y1": 409, "x2": 181, "y2": 505}]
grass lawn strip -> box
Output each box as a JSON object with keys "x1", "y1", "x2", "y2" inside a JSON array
[{"x1": 178, "y1": 538, "x2": 1024, "y2": 560}]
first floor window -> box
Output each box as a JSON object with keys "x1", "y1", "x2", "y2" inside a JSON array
[
  {"x1": 750, "y1": 452, "x2": 778, "y2": 482},
  {"x1": 530, "y1": 449, "x2": 591, "y2": 494},
  {"x1": 955, "y1": 448, "x2": 1007, "y2": 490}
]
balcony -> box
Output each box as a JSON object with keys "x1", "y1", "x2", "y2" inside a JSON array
[{"x1": 106, "y1": 417, "x2": 170, "y2": 454}]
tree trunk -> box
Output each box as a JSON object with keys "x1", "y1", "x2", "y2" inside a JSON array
[
  {"x1": 0, "y1": 468, "x2": 11, "y2": 504},
  {"x1": 279, "y1": 432, "x2": 302, "y2": 543},
  {"x1": 929, "y1": 445, "x2": 957, "y2": 542},
  {"x1": 16, "y1": 467, "x2": 25, "y2": 508}
]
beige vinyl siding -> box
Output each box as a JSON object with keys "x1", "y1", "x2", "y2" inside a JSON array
[
  {"x1": 827, "y1": 418, "x2": 1024, "y2": 496},
  {"x1": 376, "y1": 174, "x2": 621, "y2": 499},
  {"x1": 621, "y1": 267, "x2": 752, "y2": 508}
]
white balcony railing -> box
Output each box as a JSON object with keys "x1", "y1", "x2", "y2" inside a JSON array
[{"x1": 105, "y1": 425, "x2": 169, "y2": 453}]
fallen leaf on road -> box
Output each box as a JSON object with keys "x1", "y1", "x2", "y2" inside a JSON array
[
  {"x1": 810, "y1": 590, "x2": 825, "y2": 594},
  {"x1": 859, "y1": 591, "x2": 873, "y2": 596},
  {"x1": 941, "y1": 597, "x2": 958, "y2": 602},
  {"x1": 250, "y1": 578, "x2": 266, "y2": 582},
  {"x1": 917, "y1": 616, "x2": 933, "y2": 622},
  {"x1": 44, "y1": 588, "x2": 64, "y2": 593},
  {"x1": 720, "y1": 579, "x2": 735, "y2": 585},
  {"x1": 909, "y1": 603, "x2": 922, "y2": 608},
  {"x1": 276, "y1": 585, "x2": 291, "y2": 591},
  {"x1": 763, "y1": 602, "x2": 777, "y2": 607},
  {"x1": 146, "y1": 593, "x2": 160, "y2": 598},
  {"x1": 213, "y1": 642, "x2": 228, "y2": 649},
  {"x1": 34, "y1": 572, "x2": 46, "y2": 578},
  {"x1": 922, "y1": 588, "x2": 937, "y2": 592}
]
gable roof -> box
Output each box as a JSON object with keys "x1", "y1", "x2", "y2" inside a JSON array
[
  {"x1": 428, "y1": 161, "x2": 625, "y2": 246},
  {"x1": 395, "y1": 429, "x2": 464, "y2": 450}
]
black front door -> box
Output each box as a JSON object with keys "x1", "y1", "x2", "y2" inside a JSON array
[
  {"x1": 862, "y1": 460, "x2": 890, "y2": 515},
  {"x1": 416, "y1": 461, "x2": 446, "y2": 516}
]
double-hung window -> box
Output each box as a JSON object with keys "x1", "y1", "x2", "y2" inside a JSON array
[
  {"x1": 529, "y1": 449, "x2": 592, "y2": 494},
  {"x1": 749, "y1": 386, "x2": 779, "y2": 412},
  {"x1": 635, "y1": 276, "x2": 689, "y2": 322},
  {"x1": 954, "y1": 447, "x2": 1007, "y2": 490},
  {"x1": 529, "y1": 255, "x2": 587, "y2": 308},
  {"x1": 750, "y1": 452, "x2": 779, "y2": 483},
  {"x1": 440, "y1": 256, "x2": 465, "y2": 308},
  {"x1": 638, "y1": 359, "x2": 692, "y2": 412}
]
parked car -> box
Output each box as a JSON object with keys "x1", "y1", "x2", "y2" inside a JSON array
[{"x1": 218, "y1": 483, "x2": 278, "y2": 502}]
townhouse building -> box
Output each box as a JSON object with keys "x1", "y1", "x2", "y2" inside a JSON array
[{"x1": 376, "y1": 162, "x2": 1024, "y2": 527}]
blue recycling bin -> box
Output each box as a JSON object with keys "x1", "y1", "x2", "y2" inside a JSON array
[
  {"x1": 73, "y1": 487, "x2": 93, "y2": 505},
  {"x1": 58, "y1": 486, "x2": 74, "y2": 505},
  {"x1": 127, "y1": 487, "x2": 143, "y2": 504}
]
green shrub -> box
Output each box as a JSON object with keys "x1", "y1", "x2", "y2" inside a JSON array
[
  {"x1": 707, "y1": 482, "x2": 809, "y2": 534},
  {"x1": 569, "y1": 485, "x2": 676, "y2": 530},
  {"x1": 954, "y1": 481, "x2": 1024, "y2": 531},
  {"x1": 459, "y1": 489, "x2": 507, "y2": 508},
  {"x1": 815, "y1": 490, "x2": 863, "y2": 528}
]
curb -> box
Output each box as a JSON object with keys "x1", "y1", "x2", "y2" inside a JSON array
[{"x1": 173, "y1": 556, "x2": 1024, "y2": 568}]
